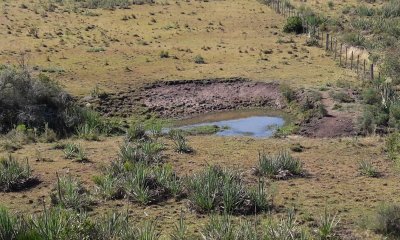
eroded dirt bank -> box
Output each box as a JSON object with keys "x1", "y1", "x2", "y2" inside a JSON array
[
  {"x1": 84, "y1": 78, "x2": 358, "y2": 138},
  {"x1": 89, "y1": 78, "x2": 286, "y2": 118}
]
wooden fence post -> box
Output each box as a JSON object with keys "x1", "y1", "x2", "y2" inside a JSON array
[
  {"x1": 334, "y1": 39, "x2": 337, "y2": 60},
  {"x1": 330, "y1": 35, "x2": 333, "y2": 50},
  {"x1": 339, "y1": 43, "x2": 342, "y2": 66},
  {"x1": 350, "y1": 51, "x2": 354, "y2": 70},
  {"x1": 326, "y1": 33, "x2": 329, "y2": 51},
  {"x1": 345, "y1": 47, "x2": 348, "y2": 67},
  {"x1": 370, "y1": 64, "x2": 374, "y2": 81},
  {"x1": 357, "y1": 55, "x2": 360, "y2": 74},
  {"x1": 363, "y1": 59, "x2": 366, "y2": 78}
]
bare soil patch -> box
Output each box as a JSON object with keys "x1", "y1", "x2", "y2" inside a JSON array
[{"x1": 90, "y1": 78, "x2": 286, "y2": 118}]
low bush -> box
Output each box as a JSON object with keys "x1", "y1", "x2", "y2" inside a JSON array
[
  {"x1": 283, "y1": 16, "x2": 303, "y2": 34},
  {"x1": 119, "y1": 140, "x2": 164, "y2": 164},
  {"x1": 386, "y1": 132, "x2": 400, "y2": 162},
  {"x1": 265, "y1": 209, "x2": 311, "y2": 240},
  {"x1": 194, "y1": 55, "x2": 205, "y2": 64},
  {"x1": 0, "y1": 67, "x2": 76, "y2": 135},
  {"x1": 318, "y1": 208, "x2": 340, "y2": 239},
  {"x1": 186, "y1": 166, "x2": 271, "y2": 214},
  {"x1": 257, "y1": 151, "x2": 303, "y2": 179},
  {"x1": 369, "y1": 204, "x2": 400, "y2": 237},
  {"x1": 0, "y1": 155, "x2": 38, "y2": 192}
]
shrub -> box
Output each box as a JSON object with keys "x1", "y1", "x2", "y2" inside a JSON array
[
  {"x1": 0, "y1": 155, "x2": 37, "y2": 191},
  {"x1": 0, "y1": 66, "x2": 79, "y2": 135},
  {"x1": 280, "y1": 84, "x2": 296, "y2": 103},
  {"x1": 119, "y1": 140, "x2": 163, "y2": 164},
  {"x1": 257, "y1": 151, "x2": 303, "y2": 179},
  {"x1": 194, "y1": 55, "x2": 205, "y2": 64},
  {"x1": 126, "y1": 123, "x2": 146, "y2": 141},
  {"x1": 93, "y1": 173, "x2": 124, "y2": 200},
  {"x1": 362, "y1": 88, "x2": 380, "y2": 105},
  {"x1": 386, "y1": 132, "x2": 400, "y2": 161},
  {"x1": 370, "y1": 204, "x2": 400, "y2": 237},
  {"x1": 283, "y1": 16, "x2": 303, "y2": 34},
  {"x1": 160, "y1": 50, "x2": 169, "y2": 58},
  {"x1": 50, "y1": 174, "x2": 92, "y2": 211}
]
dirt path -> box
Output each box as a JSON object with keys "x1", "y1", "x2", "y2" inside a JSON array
[{"x1": 300, "y1": 91, "x2": 357, "y2": 138}]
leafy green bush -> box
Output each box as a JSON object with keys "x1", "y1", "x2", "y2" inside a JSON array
[
  {"x1": 283, "y1": 16, "x2": 303, "y2": 34},
  {"x1": 386, "y1": 132, "x2": 400, "y2": 161},
  {"x1": 257, "y1": 151, "x2": 303, "y2": 178}
]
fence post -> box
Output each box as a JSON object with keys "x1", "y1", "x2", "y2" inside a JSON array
[
  {"x1": 370, "y1": 64, "x2": 374, "y2": 81},
  {"x1": 345, "y1": 47, "x2": 348, "y2": 67},
  {"x1": 357, "y1": 55, "x2": 360, "y2": 74},
  {"x1": 325, "y1": 33, "x2": 329, "y2": 51},
  {"x1": 334, "y1": 39, "x2": 337, "y2": 60},
  {"x1": 339, "y1": 43, "x2": 342, "y2": 66},
  {"x1": 350, "y1": 51, "x2": 353, "y2": 70},
  {"x1": 321, "y1": 32, "x2": 324, "y2": 48},
  {"x1": 330, "y1": 35, "x2": 333, "y2": 50},
  {"x1": 363, "y1": 59, "x2": 366, "y2": 78}
]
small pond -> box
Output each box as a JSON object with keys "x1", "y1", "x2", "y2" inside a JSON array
[{"x1": 176, "y1": 110, "x2": 286, "y2": 138}]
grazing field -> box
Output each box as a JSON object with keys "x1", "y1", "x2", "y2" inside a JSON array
[{"x1": 2, "y1": 0, "x2": 400, "y2": 239}]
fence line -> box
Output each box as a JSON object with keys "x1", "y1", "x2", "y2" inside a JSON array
[{"x1": 262, "y1": 0, "x2": 380, "y2": 83}]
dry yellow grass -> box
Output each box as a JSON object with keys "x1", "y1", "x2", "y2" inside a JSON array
[
  {"x1": 0, "y1": 135, "x2": 396, "y2": 238},
  {"x1": 0, "y1": 0, "x2": 357, "y2": 95}
]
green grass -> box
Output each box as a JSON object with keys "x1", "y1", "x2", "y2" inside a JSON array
[
  {"x1": 182, "y1": 125, "x2": 225, "y2": 135},
  {"x1": 170, "y1": 130, "x2": 193, "y2": 154},
  {"x1": 257, "y1": 150, "x2": 303, "y2": 178},
  {"x1": 63, "y1": 143, "x2": 88, "y2": 162},
  {"x1": 358, "y1": 159, "x2": 379, "y2": 177}
]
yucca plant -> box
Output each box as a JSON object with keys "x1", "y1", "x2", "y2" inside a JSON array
[
  {"x1": 30, "y1": 206, "x2": 86, "y2": 240},
  {"x1": 93, "y1": 211, "x2": 136, "y2": 240},
  {"x1": 257, "y1": 151, "x2": 303, "y2": 178},
  {"x1": 135, "y1": 221, "x2": 160, "y2": 240},
  {"x1": 250, "y1": 179, "x2": 272, "y2": 212},
  {"x1": 76, "y1": 122, "x2": 100, "y2": 141},
  {"x1": 221, "y1": 171, "x2": 245, "y2": 214},
  {"x1": 170, "y1": 210, "x2": 187, "y2": 240},
  {"x1": 63, "y1": 143, "x2": 87, "y2": 162},
  {"x1": 201, "y1": 214, "x2": 235, "y2": 240},
  {"x1": 126, "y1": 123, "x2": 146, "y2": 141},
  {"x1": 265, "y1": 209, "x2": 310, "y2": 240},
  {"x1": 170, "y1": 131, "x2": 193, "y2": 154},
  {"x1": 124, "y1": 164, "x2": 151, "y2": 205},
  {"x1": 153, "y1": 164, "x2": 182, "y2": 197},
  {"x1": 0, "y1": 207, "x2": 23, "y2": 240},
  {"x1": 93, "y1": 173, "x2": 124, "y2": 200},
  {"x1": 358, "y1": 160, "x2": 379, "y2": 177},
  {"x1": 119, "y1": 140, "x2": 163, "y2": 164},
  {"x1": 187, "y1": 166, "x2": 220, "y2": 213},
  {"x1": 0, "y1": 155, "x2": 35, "y2": 191},
  {"x1": 318, "y1": 208, "x2": 340, "y2": 239},
  {"x1": 50, "y1": 174, "x2": 91, "y2": 211}
]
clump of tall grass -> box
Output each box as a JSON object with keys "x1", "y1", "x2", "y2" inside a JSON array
[
  {"x1": 358, "y1": 160, "x2": 379, "y2": 177},
  {"x1": 63, "y1": 142, "x2": 88, "y2": 162},
  {"x1": 0, "y1": 207, "x2": 28, "y2": 240},
  {"x1": 201, "y1": 215, "x2": 261, "y2": 240},
  {"x1": 186, "y1": 166, "x2": 271, "y2": 214},
  {"x1": 0, "y1": 155, "x2": 37, "y2": 191},
  {"x1": 170, "y1": 210, "x2": 188, "y2": 240},
  {"x1": 265, "y1": 209, "x2": 310, "y2": 240},
  {"x1": 126, "y1": 123, "x2": 146, "y2": 141},
  {"x1": 119, "y1": 140, "x2": 164, "y2": 164},
  {"x1": 93, "y1": 173, "x2": 124, "y2": 200},
  {"x1": 50, "y1": 174, "x2": 92, "y2": 211},
  {"x1": 317, "y1": 208, "x2": 340, "y2": 239},
  {"x1": 170, "y1": 130, "x2": 193, "y2": 154},
  {"x1": 257, "y1": 151, "x2": 303, "y2": 179}
]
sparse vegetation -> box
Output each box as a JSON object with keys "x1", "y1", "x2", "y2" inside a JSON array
[{"x1": 0, "y1": 155, "x2": 37, "y2": 192}]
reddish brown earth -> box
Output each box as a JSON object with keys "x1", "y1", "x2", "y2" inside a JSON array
[{"x1": 299, "y1": 91, "x2": 358, "y2": 138}]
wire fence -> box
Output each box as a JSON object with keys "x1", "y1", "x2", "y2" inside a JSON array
[{"x1": 262, "y1": 0, "x2": 380, "y2": 82}]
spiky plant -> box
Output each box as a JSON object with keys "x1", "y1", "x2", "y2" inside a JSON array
[
  {"x1": 318, "y1": 208, "x2": 340, "y2": 239},
  {"x1": 170, "y1": 210, "x2": 187, "y2": 240},
  {"x1": 257, "y1": 151, "x2": 303, "y2": 178},
  {"x1": 0, "y1": 155, "x2": 34, "y2": 191}
]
